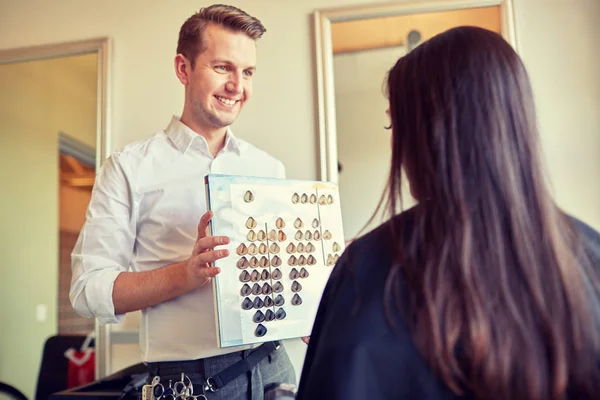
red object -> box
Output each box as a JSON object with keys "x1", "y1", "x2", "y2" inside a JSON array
[
  {"x1": 64, "y1": 332, "x2": 95, "y2": 388},
  {"x1": 66, "y1": 348, "x2": 95, "y2": 387}
]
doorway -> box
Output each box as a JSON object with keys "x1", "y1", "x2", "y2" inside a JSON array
[{"x1": 0, "y1": 38, "x2": 110, "y2": 399}]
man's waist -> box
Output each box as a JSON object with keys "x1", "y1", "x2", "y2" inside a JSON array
[
  {"x1": 145, "y1": 341, "x2": 281, "y2": 393},
  {"x1": 139, "y1": 288, "x2": 235, "y2": 362},
  {"x1": 142, "y1": 341, "x2": 260, "y2": 364},
  {"x1": 146, "y1": 345, "x2": 256, "y2": 375}
]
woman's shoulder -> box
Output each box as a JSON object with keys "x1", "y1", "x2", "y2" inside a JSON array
[
  {"x1": 570, "y1": 216, "x2": 600, "y2": 242},
  {"x1": 327, "y1": 206, "x2": 420, "y2": 299},
  {"x1": 568, "y1": 215, "x2": 600, "y2": 264},
  {"x1": 343, "y1": 206, "x2": 419, "y2": 261}
]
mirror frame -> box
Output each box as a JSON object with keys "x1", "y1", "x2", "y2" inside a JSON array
[
  {"x1": 313, "y1": 0, "x2": 518, "y2": 183},
  {"x1": 0, "y1": 37, "x2": 112, "y2": 379}
]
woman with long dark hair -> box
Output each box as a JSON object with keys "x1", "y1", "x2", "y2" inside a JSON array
[{"x1": 297, "y1": 26, "x2": 600, "y2": 400}]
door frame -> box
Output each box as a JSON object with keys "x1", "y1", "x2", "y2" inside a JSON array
[{"x1": 0, "y1": 37, "x2": 112, "y2": 379}]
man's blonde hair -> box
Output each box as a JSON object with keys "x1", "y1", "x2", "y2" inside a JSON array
[{"x1": 177, "y1": 4, "x2": 266, "y2": 68}]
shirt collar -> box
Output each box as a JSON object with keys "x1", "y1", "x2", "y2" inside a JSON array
[{"x1": 165, "y1": 116, "x2": 244, "y2": 156}]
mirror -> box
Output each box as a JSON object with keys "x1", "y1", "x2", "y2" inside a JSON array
[
  {"x1": 0, "y1": 37, "x2": 111, "y2": 396},
  {"x1": 314, "y1": 0, "x2": 517, "y2": 240}
]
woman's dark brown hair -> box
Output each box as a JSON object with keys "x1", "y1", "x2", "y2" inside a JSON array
[{"x1": 384, "y1": 26, "x2": 600, "y2": 399}]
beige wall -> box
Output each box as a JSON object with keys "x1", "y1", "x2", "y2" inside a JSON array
[
  {"x1": 0, "y1": 0, "x2": 598, "y2": 393},
  {"x1": 515, "y1": 0, "x2": 600, "y2": 229},
  {"x1": 0, "y1": 54, "x2": 96, "y2": 398}
]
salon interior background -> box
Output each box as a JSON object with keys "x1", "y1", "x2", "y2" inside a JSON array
[{"x1": 0, "y1": 0, "x2": 598, "y2": 399}]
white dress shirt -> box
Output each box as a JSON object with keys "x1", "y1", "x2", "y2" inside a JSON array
[{"x1": 70, "y1": 116, "x2": 285, "y2": 362}]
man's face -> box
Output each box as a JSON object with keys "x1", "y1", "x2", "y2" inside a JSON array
[{"x1": 183, "y1": 23, "x2": 257, "y2": 132}]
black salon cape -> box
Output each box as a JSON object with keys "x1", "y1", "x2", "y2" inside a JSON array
[{"x1": 296, "y1": 209, "x2": 600, "y2": 400}]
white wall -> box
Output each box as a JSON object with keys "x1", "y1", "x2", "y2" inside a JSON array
[{"x1": 0, "y1": 0, "x2": 598, "y2": 391}]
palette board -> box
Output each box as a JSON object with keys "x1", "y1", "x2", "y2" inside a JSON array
[{"x1": 205, "y1": 174, "x2": 345, "y2": 347}]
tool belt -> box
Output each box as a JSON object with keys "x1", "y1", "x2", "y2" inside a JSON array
[{"x1": 146, "y1": 341, "x2": 280, "y2": 397}]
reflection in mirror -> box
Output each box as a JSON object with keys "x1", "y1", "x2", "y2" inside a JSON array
[
  {"x1": 314, "y1": 0, "x2": 516, "y2": 241},
  {"x1": 0, "y1": 38, "x2": 110, "y2": 398},
  {"x1": 59, "y1": 130, "x2": 97, "y2": 335},
  {"x1": 334, "y1": 45, "x2": 407, "y2": 239}
]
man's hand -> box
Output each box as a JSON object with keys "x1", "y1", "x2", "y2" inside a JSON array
[
  {"x1": 185, "y1": 211, "x2": 230, "y2": 287},
  {"x1": 113, "y1": 211, "x2": 231, "y2": 314},
  {"x1": 302, "y1": 337, "x2": 310, "y2": 345}
]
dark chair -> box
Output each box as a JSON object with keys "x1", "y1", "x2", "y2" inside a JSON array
[{"x1": 35, "y1": 334, "x2": 93, "y2": 400}]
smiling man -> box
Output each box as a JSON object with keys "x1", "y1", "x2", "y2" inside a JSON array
[
  {"x1": 175, "y1": 11, "x2": 258, "y2": 156},
  {"x1": 70, "y1": 5, "x2": 296, "y2": 399}
]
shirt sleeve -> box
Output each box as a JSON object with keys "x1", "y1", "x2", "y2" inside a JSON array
[{"x1": 70, "y1": 152, "x2": 137, "y2": 324}]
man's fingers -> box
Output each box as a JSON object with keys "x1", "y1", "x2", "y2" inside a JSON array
[
  {"x1": 190, "y1": 250, "x2": 229, "y2": 279},
  {"x1": 190, "y1": 248, "x2": 230, "y2": 269},
  {"x1": 196, "y1": 264, "x2": 221, "y2": 279},
  {"x1": 190, "y1": 212, "x2": 230, "y2": 280},
  {"x1": 197, "y1": 211, "x2": 213, "y2": 240},
  {"x1": 192, "y1": 235, "x2": 229, "y2": 257}
]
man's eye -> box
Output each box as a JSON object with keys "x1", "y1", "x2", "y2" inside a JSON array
[
  {"x1": 243, "y1": 70, "x2": 254, "y2": 78},
  {"x1": 215, "y1": 65, "x2": 229, "y2": 72}
]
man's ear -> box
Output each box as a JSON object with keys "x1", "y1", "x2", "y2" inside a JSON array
[{"x1": 174, "y1": 54, "x2": 191, "y2": 85}]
